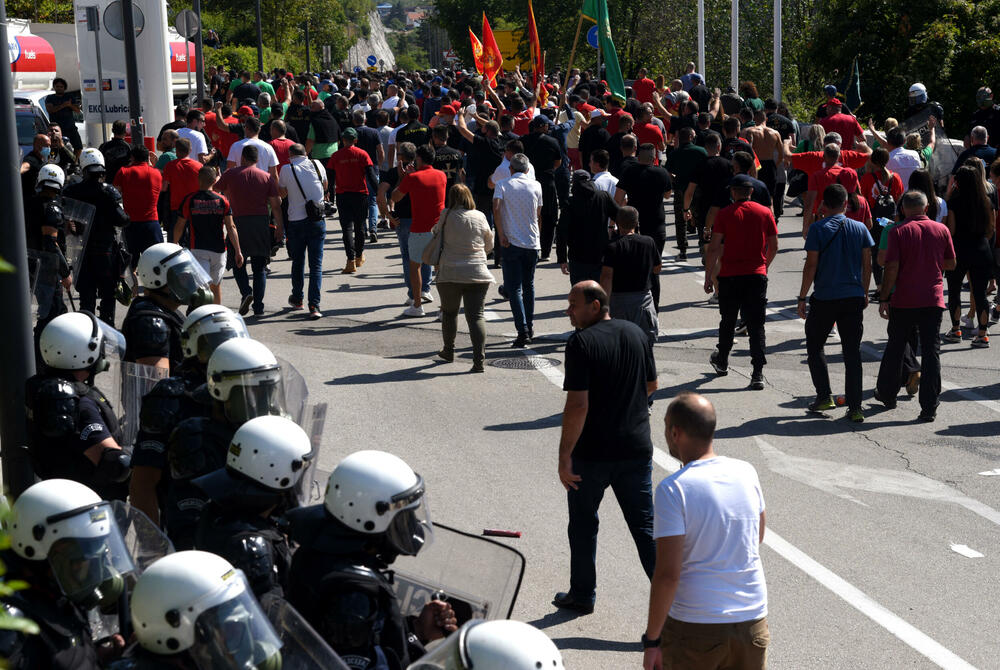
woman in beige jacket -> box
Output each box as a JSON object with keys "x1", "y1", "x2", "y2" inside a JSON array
[{"x1": 433, "y1": 184, "x2": 495, "y2": 372}]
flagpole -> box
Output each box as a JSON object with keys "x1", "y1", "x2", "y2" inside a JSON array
[
  {"x1": 564, "y1": 13, "x2": 585, "y2": 92},
  {"x1": 773, "y1": 0, "x2": 782, "y2": 100}
]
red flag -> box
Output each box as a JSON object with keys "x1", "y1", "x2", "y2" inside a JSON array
[
  {"x1": 481, "y1": 12, "x2": 504, "y2": 87},
  {"x1": 527, "y1": 0, "x2": 544, "y2": 92},
  {"x1": 469, "y1": 27, "x2": 485, "y2": 76}
]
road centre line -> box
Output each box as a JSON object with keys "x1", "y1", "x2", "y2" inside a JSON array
[{"x1": 522, "y1": 351, "x2": 978, "y2": 669}]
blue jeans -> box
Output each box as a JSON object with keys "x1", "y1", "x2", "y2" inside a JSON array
[
  {"x1": 366, "y1": 173, "x2": 379, "y2": 234},
  {"x1": 233, "y1": 255, "x2": 268, "y2": 312},
  {"x1": 567, "y1": 457, "x2": 656, "y2": 603},
  {"x1": 501, "y1": 245, "x2": 538, "y2": 334},
  {"x1": 286, "y1": 217, "x2": 326, "y2": 308},
  {"x1": 395, "y1": 218, "x2": 431, "y2": 297}
]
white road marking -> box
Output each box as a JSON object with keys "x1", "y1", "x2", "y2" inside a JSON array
[
  {"x1": 483, "y1": 310, "x2": 502, "y2": 321},
  {"x1": 978, "y1": 469, "x2": 1000, "y2": 476},
  {"x1": 523, "y1": 357, "x2": 979, "y2": 669},
  {"x1": 950, "y1": 544, "x2": 984, "y2": 559}
]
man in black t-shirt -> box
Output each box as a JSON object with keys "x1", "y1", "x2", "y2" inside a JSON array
[
  {"x1": 721, "y1": 115, "x2": 755, "y2": 162},
  {"x1": 554, "y1": 280, "x2": 657, "y2": 615},
  {"x1": 230, "y1": 71, "x2": 261, "y2": 106},
  {"x1": 684, "y1": 132, "x2": 732, "y2": 263},
  {"x1": 395, "y1": 106, "x2": 431, "y2": 149},
  {"x1": 431, "y1": 125, "x2": 465, "y2": 192},
  {"x1": 600, "y1": 206, "x2": 661, "y2": 344},
  {"x1": 615, "y1": 144, "x2": 672, "y2": 307}
]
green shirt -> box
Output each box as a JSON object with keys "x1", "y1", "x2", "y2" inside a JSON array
[
  {"x1": 307, "y1": 126, "x2": 338, "y2": 158},
  {"x1": 256, "y1": 81, "x2": 275, "y2": 97},
  {"x1": 155, "y1": 150, "x2": 176, "y2": 171},
  {"x1": 318, "y1": 91, "x2": 331, "y2": 101}
]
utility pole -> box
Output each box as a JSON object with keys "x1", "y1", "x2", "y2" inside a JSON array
[
  {"x1": 193, "y1": 0, "x2": 205, "y2": 100},
  {"x1": 121, "y1": 0, "x2": 144, "y2": 145},
  {"x1": 304, "y1": 23, "x2": 311, "y2": 73},
  {"x1": 255, "y1": 0, "x2": 263, "y2": 71}
]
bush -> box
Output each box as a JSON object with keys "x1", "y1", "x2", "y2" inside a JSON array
[{"x1": 205, "y1": 45, "x2": 304, "y2": 75}]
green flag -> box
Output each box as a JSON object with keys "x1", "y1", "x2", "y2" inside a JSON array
[
  {"x1": 840, "y1": 57, "x2": 862, "y2": 111},
  {"x1": 581, "y1": 0, "x2": 625, "y2": 104}
]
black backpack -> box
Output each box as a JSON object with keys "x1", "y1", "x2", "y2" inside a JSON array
[{"x1": 870, "y1": 173, "x2": 897, "y2": 220}]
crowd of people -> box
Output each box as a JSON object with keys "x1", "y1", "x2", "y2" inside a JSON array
[{"x1": 13, "y1": 54, "x2": 1000, "y2": 669}]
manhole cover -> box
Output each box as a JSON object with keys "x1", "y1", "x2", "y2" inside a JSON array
[{"x1": 488, "y1": 356, "x2": 561, "y2": 370}]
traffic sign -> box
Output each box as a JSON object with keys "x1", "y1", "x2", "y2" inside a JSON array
[
  {"x1": 379, "y1": 58, "x2": 385, "y2": 66},
  {"x1": 354, "y1": 65, "x2": 362, "y2": 73},
  {"x1": 367, "y1": 54, "x2": 377, "y2": 66},
  {"x1": 103, "y1": 1, "x2": 145, "y2": 40},
  {"x1": 174, "y1": 9, "x2": 200, "y2": 38},
  {"x1": 587, "y1": 24, "x2": 598, "y2": 49}
]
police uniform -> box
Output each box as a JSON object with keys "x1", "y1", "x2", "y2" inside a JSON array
[
  {"x1": 26, "y1": 192, "x2": 70, "y2": 355},
  {"x1": 121, "y1": 296, "x2": 184, "y2": 373},
  {"x1": 24, "y1": 374, "x2": 128, "y2": 501},
  {"x1": 63, "y1": 176, "x2": 130, "y2": 322},
  {"x1": 904, "y1": 100, "x2": 946, "y2": 147},
  {"x1": 106, "y1": 645, "x2": 196, "y2": 669}
]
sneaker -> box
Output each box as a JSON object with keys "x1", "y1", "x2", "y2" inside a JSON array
[
  {"x1": 707, "y1": 292, "x2": 719, "y2": 305},
  {"x1": 972, "y1": 333, "x2": 990, "y2": 348},
  {"x1": 677, "y1": 250, "x2": 687, "y2": 261},
  {"x1": 239, "y1": 294, "x2": 253, "y2": 316},
  {"x1": 252, "y1": 307, "x2": 264, "y2": 316},
  {"x1": 961, "y1": 315, "x2": 975, "y2": 330},
  {"x1": 369, "y1": 231, "x2": 378, "y2": 243},
  {"x1": 528, "y1": 327, "x2": 535, "y2": 341},
  {"x1": 511, "y1": 333, "x2": 530, "y2": 348},
  {"x1": 709, "y1": 349, "x2": 728, "y2": 376},
  {"x1": 405, "y1": 297, "x2": 414, "y2": 306},
  {"x1": 873, "y1": 389, "x2": 897, "y2": 409},
  {"x1": 917, "y1": 408, "x2": 936, "y2": 422},
  {"x1": 288, "y1": 295, "x2": 303, "y2": 309},
  {"x1": 990, "y1": 305, "x2": 1000, "y2": 325},
  {"x1": 421, "y1": 291, "x2": 434, "y2": 304},
  {"x1": 734, "y1": 319, "x2": 748, "y2": 336},
  {"x1": 265, "y1": 264, "x2": 273, "y2": 275},
  {"x1": 942, "y1": 327, "x2": 962, "y2": 343},
  {"x1": 402, "y1": 305, "x2": 425, "y2": 318},
  {"x1": 848, "y1": 408, "x2": 864, "y2": 423},
  {"x1": 808, "y1": 396, "x2": 836, "y2": 412},
  {"x1": 309, "y1": 305, "x2": 323, "y2": 319},
  {"x1": 437, "y1": 349, "x2": 454, "y2": 362},
  {"x1": 749, "y1": 369, "x2": 765, "y2": 390},
  {"x1": 905, "y1": 371, "x2": 921, "y2": 396}
]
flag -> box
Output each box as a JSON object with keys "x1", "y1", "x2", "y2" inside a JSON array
[
  {"x1": 469, "y1": 27, "x2": 485, "y2": 76},
  {"x1": 481, "y1": 13, "x2": 504, "y2": 87},
  {"x1": 580, "y1": 0, "x2": 625, "y2": 104},
  {"x1": 840, "y1": 57, "x2": 862, "y2": 111},
  {"x1": 527, "y1": 0, "x2": 544, "y2": 91}
]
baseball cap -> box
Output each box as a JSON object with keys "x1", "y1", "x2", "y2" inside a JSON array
[
  {"x1": 342, "y1": 127, "x2": 358, "y2": 139},
  {"x1": 728, "y1": 174, "x2": 755, "y2": 189},
  {"x1": 823, "y1": 84, "x2": 838, "y2": 97},
  {"x1": 529, "y1": 114, "x2": 553, "y2": 128},
  {"x1": 237, "y1": 105, "x2": 254, "y2": 116},
  {"x1": 590, "y1": 108, "x2": 609, "y2": 119},
  {"x1": 826, "y1": 97, "x2": 843, "y2": 106},
  {"x1": 437, "y1": 102, "x2": 459, "y2": 116}
]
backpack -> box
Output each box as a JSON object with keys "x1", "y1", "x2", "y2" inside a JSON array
[{"x1": 870, "y1": 172, "x2": 896, "y2": 220}]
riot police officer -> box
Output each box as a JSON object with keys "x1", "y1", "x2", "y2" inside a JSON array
[
  {"x1": 118, "y1": 550, "x2": 348, "y2": 670},
  {"x1": 122, "y1": 242, "x2": 214, "y2": 374},
  {"x1": 26, "y1": 164, "x2": 71, "y2": 357},
  {"x1": 287, "y1": 450, "x2": 457, "y2": 670},
  {"x1": 25, "y1": 311, "x2": 131, "y2": 499},
  {"x1": 904, "y1": 82, "x2": 946, "y2": 146},
  {"x1": 63, "y1": 148, "x2": 130, "y2": 323},
  {"x1": 409, "y1": 620, "x2": 564, "y2": 670},
  {"x1": 0, "y1": 479, "x2": 138, "y2": 669},
  {"x1": 164, "y1": 338, "x2": 296, "y2": 549},
  {"x1": 192, "y1": 415, "x2": 313, "y2": 600},
  {"x1": 129, "y1": 304, "x2": 249, "y2": 525}
]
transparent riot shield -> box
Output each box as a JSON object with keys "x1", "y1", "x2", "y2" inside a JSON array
[
  {"x1": 294, "y1": 403, "x2": 328, "y2": 506},
  {"x1": 26, "y1": 248, "x2": 62, "y2": 316},
  {"x1": 260, "y1": 595, "x2": 351, "y2": 670},
  {"x1": 60, "y1": 196, "x2": 96, "y2": 285},
  {"x1": 276, "y1": 356, "x2": 309, "y2": 426},
  {"x1": 901, "y1": 108, "x2": 963, "y2": 191},
  {"x1": 390, "y1": 524, "x2": 525, "y2": 624},
  {"x1": 106, "y1": 361, "x2": 169, "y2": 448}
]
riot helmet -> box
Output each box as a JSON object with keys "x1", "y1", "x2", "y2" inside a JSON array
[
  {"x1": 79, "y1": 148, "x2": 106, "y2": 175},
  {"x1": 207, "y1": 339, "x2": 287, "y2": 424},
  {"x1": 409, "y1": 619, "x2": 564, "y2": 670},
  {"x1": 130, "y1": 551, "x2": 282, "y2": 669},
  {"x1": 977, "y1": 86, "x2": 994, "y2": 109},
  {"x1": 181, "y1": 304, "x2": 250, "y2": 364},
  {"x1": 8, "y1": 479, "x2": 135, "y2": 609},
  {"x1": 39, "y1": 310, "x2": 125, "y2": 374},
  {"x1": 909, "y1": 83, "x2": 928, "y2": 106},
  {"x1": 35, "y1": 163, "x2": 65, "y2": 192},
  {"x1": 137, "y1": 242, "x2": 213, "y2": 308},
  {"x1": 324, "y1": 450, "x2": 433, "y2": 557}
]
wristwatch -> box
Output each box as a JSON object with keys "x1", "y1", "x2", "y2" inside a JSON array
[
  {"x1": 641, "y1": 633, "x2": 661, "y2": 649},
  {"x1": 797, "y1": 296, "x2": 807, "y2": 302}
]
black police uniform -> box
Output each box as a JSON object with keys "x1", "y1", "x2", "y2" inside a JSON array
[
  {"x1": 63, "y1": 175, "x2": 130, "y2": 322},
  {"x1": 287, "y1": 507, "x2": 424, "y2": 670},
  {"x1": 26, "y1": 192, "x2": 70, "y2": 358},
  {"x1": 0, "y1": 553, "x2": 101, "y2": 670},
  {"x1": 106, "y1": 645, "x2": 197, "y2": 669},
  {"x1": 121, "y1": 297, "x2": 184, "y2": 374},
  {"x1": 904, "y1": 100, "x2": 946, "y2": 147},
  {"x1": 24, "y1": 374, "x2": 129, "y2": 500}
]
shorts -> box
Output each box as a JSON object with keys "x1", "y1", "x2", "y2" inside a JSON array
[
  {"x1": 192, "y1": 248, "x2": 227, "y2": 285},
  {"x1": 407, "y1": 231, "x2": 434, "y2": 264}
]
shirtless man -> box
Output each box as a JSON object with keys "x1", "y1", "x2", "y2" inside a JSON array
[{"x1": 744, "y1": 109, "x2": 784, "y2": 218}]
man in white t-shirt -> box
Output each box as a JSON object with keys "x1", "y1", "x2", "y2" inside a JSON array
[
  {"x1": 488, "y1": 140, "x2": 535, "y2": 189},
  {"x1": 643, "y1": 392, "x2": 769, "y2": 670},
  {"x1": 177, "y1": 109, "x2": 213, "y2": 163},
  {"x1": 278, "y1": 143, "x2": 328, "y2": 319},
  {"x1": 226, "y1": 116, "x2": 279, "y2": 178},
  {"x1": 885, "y1": 127, "x2": 922, "y2": 190},
  {"x1": 589, "y1": 149, "x2": 618, "y2": 194}
]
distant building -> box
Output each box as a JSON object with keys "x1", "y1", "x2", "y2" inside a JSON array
[
  {"x1": 405, "y1": 11, "x2": 427, "y2": 27},
  {"x1": 376, "y1": 3, "x2": 393, "y2": 17}
]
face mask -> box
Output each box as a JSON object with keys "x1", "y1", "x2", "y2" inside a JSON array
[{"x1": 40, "y1": 147, "x2": 51, "y2": 159}]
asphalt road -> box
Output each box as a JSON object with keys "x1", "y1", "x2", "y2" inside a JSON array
[{"x1": 161, "y1": 198, "x2": 1000, "y2": 668}]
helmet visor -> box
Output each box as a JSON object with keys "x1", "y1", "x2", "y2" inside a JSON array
[
  {"x1": 164, "y1": 253, "x2": 213, "y2": 304},
  {"x1": 224, "y1": 374, "x2": 288, "y2": 425},
  {"x1": 190, "y1": 586, "x2": 282, "y2": 670},
  {"x1": 97, "y1": 318, "x2": 127, "y2": 367},
  {"x1": 383, "y1": 484, "x2": 434, "y2": 557},
  {"x1": 196, "y1": 321, "x2": 250, "y2": 364}
]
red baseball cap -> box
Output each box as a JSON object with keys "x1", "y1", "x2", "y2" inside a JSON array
[
  {"x1": 437, "y1": 102, "x2": 460, "y2": 116},
  {"x1": 237, "y1": 105, "x2": 255, "y2": 116},
  {"x1": 826, "y1": 98, "x2": 843, "y2": 106}
]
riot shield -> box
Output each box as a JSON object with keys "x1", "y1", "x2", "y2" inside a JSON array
[
  {"x1": 901, "y1": 108, "x2": 962, "y2": 191},
  {"x1": 390, "y1": 524, "x2": 525, "y2": 624},
  {"x1": 260, "y1": 595, "x2": 351, "y2": 670},
  {"x1": 60, "y1": 196, "x2": 96, "y2": 285},
  {"x1": 294, "y1": 403, "x2": 329, "y2": 506},
  {"x1": 26, "y1": 249, "x2": 62, "y2": 316},
  {"x1": 106, "y1": 361, "x2": 169, "y2": 447},
  {"x1": 276, "y1": 356, "x2": 309, "y2": 426}
]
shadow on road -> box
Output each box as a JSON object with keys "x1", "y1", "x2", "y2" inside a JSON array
[{"x1": 484, "y1": 413, "x2": 562, "y2": 431}]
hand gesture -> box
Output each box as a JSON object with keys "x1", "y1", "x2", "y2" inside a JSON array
[{"x1": 415, "y1": 600, "x2": 457, "y2": 643}]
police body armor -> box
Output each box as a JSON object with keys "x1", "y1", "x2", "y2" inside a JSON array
[
  {"x1": 163, "y1": 417, "x2": 234, "y2": 549},
  {"x1": 62, "y1": 178, "x2": 129, "y2": 256},
  {"x1": 194, "y1": 508, "x2": 292, "y2": 601},
  {"x1": 25, "y1": 374, "x2": 128, "y2": 500},
  {"x1": 121, "y1": 297, "x2": 184, "y2": 372},
  {"x1": 287, "y1": 506, "x2": 423, "y2": 670}
]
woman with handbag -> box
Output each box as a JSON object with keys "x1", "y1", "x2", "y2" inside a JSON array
[{"x1": 425, "y1": 184, "x2": 495, "y2": 373}]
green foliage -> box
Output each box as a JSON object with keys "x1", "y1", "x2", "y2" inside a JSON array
[
  {"x1": 0, "y1": 501, "x2": 39, "y2": 639},
  {"x1": 4, "y1": 0, "x2": 72, "y2": 23},
  {"x1": 204, "y1": 45, "x2": 304, "y2": 74},
  {"x1": 390, "y1": 30, "x2": 429, "y2": 71},
  {"x1": 0, "y1": 257, "x2": 15, "y2": 274}
]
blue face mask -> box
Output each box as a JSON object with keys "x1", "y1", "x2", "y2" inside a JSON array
[{"x1": 40, "y1": 147, "x2": 51, "y2": 159}]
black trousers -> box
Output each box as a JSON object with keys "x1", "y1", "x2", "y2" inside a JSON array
[
  {"x1": 946, "y1": 255, "x2": 991, "y2": 330},
  {"x1": 672, "y1": 197, "x2": 689, "y2": 252},
  {"x1": 805, "y1": 296, "x2": 865, "y2": 410},
  {"x1": 538, "y1": 179, "x2": 558, "y2": 260},
  {"x1": 876, "y1": 306, "x2": 943, "y2": 413},
  {"x1": 646, "y1": 230, "x2": 666, "y2": 309},
  {"x1": 773, "y1": 181, "x2": 786, "y2": 219},
  {"x1": 759, "y1": 160, "x2": 777, "y2": 213},
  {"x1": 336, "y1": 192, "x2": 367, "y2": 260},
  {"x1": 717, "y1": 274, "x2": 768, "y2": 369},
  {"x1": 76, "y1": 252, "x2": 117, "y2": 323}
]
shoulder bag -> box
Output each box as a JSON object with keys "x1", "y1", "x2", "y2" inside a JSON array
[
  {"x1": 422, "y1": 206, "x2": 453, "y2": 266},
  {"x1": 290, "y1": 158, "x2": 326, "y2": 220}
]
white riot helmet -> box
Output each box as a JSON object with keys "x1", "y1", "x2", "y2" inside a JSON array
[
  {"x1": 136, "y1": 242, "x2": 213, "y2": 307},
  {"x1": 181, "y1": 304, "x2": 249, "y2": 363},
  {"x1": 79, "y1": 147, "x2": 106, "y2": 174},
  {"x1": 35, "y1": 163, "x2": 65, "y2": 192},
  {"x1": 39, "y1": 310, "x2": 126, "y2": 372},
  {"x1": 8, "y1": 479, "x2": 136, "y2": 609},
  {"x1": 226, "y1": 415, "x2": 312, "y2": 490},
  {"x1": 909, "y1": 82, "x2": 928, "y2": 106},
  {"x1": 409, "y1": 620, "x2": 564, "y2": 670},
  {"x1": 207, "y1": 338, "x2": 286, "y2": 424},
  {"x1": 131, "y1": 551, "x2": 282, "y2": 669},
  {"x1": 324, "y1": 450, "x2": 433, "y2": 557}
]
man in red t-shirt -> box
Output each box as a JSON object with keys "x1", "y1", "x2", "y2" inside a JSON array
[
  {"x1": 633, "y1": 105, "x2": 666, "y2": 160},
  {"x1": 162, "y1": 138, "x2": 203, "y2": 235},
  {"x1": 703, "y1": 174, "x2": 779, "y2": 389},
  {"x1": 875, "y1": 190, "x2": 957, "y2": 421},
  {"x1": 328, "y1": 128, "x2": 378, "y2": 274},
  {"x1": 113, "y1": 145, "x2": 163, "y2": 269},
  {"x1": 802, "y1": 143, "x2": 859, "y2": 236},
  {"x1": 787, "y1": 130, "x2": 871, "y2": 176},
  {"x1": 269, "y1": 120, "x2": 295, "y2": 168},
  {"x1": 391, "y1": 144, "x2": 446, "y2": 316},
  {"x1": 632, "y1": 68, "x2": 656, "y2": 104},
  {"x1": 819, "y1": 99, "x2": 865, "y2": 149},
  {"x1": 605, "y1": 97, "x2": 627, "y2": 136}
]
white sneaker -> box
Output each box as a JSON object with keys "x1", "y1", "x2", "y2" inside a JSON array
[
  {"x1": 405, "y1": 297, "x2": 414, "y2": 306},
  {"x1": 708, "y1": 293, "x2": 719, "y2": 305},
  {"x1": 421, "y1": 291, "x2": 434, "y2": 304},
  {"x1": 402, "y1": 305, "x2": 425, "y2": 317}
]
